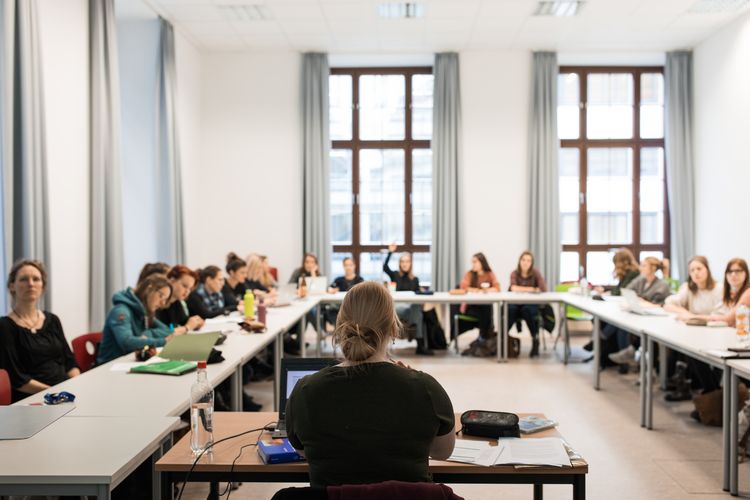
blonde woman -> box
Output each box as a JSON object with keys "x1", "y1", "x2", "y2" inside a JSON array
[{"x1": 286, "y1": 282, "x2": 455, "y2": 486}]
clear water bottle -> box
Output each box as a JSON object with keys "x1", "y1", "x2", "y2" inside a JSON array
[
  {"x1": 190, "y1": 361, "x2": 214, "y2": 455},
  {"x1": 736, "y1": 304, "x2": 750, "y2": 345},
  {"x1": 579, "y1": 277, "x2": 589, "y2": 297}
]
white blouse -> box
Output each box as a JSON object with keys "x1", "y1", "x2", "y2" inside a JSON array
[{"x1": 664, "y1": 282, "x2": 723, "y2": 315}]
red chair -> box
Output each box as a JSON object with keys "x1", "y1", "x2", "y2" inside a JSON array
[
  {"x1": 0, "y1": 368, "x2": 11, "y2": 405},
  {"x1": 71, "y1": 332, "x2": 103, "y2": 373},
  {"x1": 269, "y1": 266, "x2": 278, "y2": 282}
]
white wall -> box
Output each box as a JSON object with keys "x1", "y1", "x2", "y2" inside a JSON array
[
  {"x1": 460, "y1": 50, "x2": 531, "y2": 286},
  {"x1": 37, "y1": 0, "x2": 90, "y2": 340},
  {"x1": 183, "y1": 51, "x2": 302, "y2": 283},
  {"x1": 694, "y1": 11, "x2": 750, "y2": 271}
]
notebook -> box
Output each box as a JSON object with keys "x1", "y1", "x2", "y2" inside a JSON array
[
  {"x1": 271, "y1": 357, "x2": 340, "y2": 438},
  {"x1": 129, "y1": 360, "x2": 197, "y2": 376}
]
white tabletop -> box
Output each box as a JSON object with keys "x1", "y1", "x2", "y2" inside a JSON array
[
  {"x1": 726, "y1": 359, "x2": 750, "y2": 378},
  {"x1": 316, "y1": 290, "x2": 566, "y2": 305},
  {"x1": 0, "y1": 416, "x2": 179, "y2": 487}
]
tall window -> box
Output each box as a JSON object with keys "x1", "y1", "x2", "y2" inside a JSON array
[
  {"x1": 558, "y1": 67, "x2": 669, "y2": 285},
  {"x1": 329, "y1": 68, "x2": 433, "y2": 284}
]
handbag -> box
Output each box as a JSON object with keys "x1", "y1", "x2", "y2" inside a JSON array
[{"x1": 460, "y1": 410, "x2": 520, "y2": 438}]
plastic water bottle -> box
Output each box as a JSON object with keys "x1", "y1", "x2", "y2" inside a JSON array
[
  {"x1": 736, "y1": 304, "x2": 750, "y2": 345},
  {"x1": 579, "y1": 277, "x2": 589, "y2": 297},
  {"x1": 190, "y1": 361, "x2": 214, "y2": 455},
  {"x1": 244, "y1": 290, "x2": 255, "y2": 320}
]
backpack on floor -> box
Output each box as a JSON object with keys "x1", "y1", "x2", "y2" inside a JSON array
[{"x1": 423, "y1": 309, "x2": 447, "y2": 350}]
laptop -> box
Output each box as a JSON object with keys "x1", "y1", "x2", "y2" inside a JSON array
[
  {"x1": 305, "y1": 276, "x2": 328, "y2": 295},
  {"x1": 271, "y1": 283, "x2": 297, "y2": 307},
  {"x1": 158, "y1": 331, "x2": 222, "y2": 361},
  {"x1": 621, "y1": 289, "x2": 667, "y2": 316},
  {"x1": 271, "y1": 357, "x2": 339, "y2": 438}
]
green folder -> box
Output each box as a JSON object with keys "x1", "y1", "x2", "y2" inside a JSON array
[{"x1": 129, "y1": 360, "x2": 197, "y2": 376}]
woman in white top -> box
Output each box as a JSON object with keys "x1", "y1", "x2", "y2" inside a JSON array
[{"x1": 664, "y1": 256, "x2": 722, "y2": 321}]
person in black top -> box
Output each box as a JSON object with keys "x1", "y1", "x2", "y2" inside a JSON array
[
  {"x1": 187, "y1": 266, "x2": 235, "y2": 319},
  {"x1": 0, "y1": 260, "x2": 80, "y2": 403},
  {"x1": 289, "y1": 252, "x2": 321, "y2": 287},
  {"x1": 286, "y1": 281, "x2": 455, "y2": 487},
  {"x1": 222, "y1": 253, "x2": 249, "y2": 308},
  {"x1": 324, "y1": 257, "x2": 365, "y2": 327},
  {"x1": 383, "y1": 243, "x2": 431, "y2": 355},
  {"x1": 156, "y1": 265, "x2": 204, "y2": 332}
]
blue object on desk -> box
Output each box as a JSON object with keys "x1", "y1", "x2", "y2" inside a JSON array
[
  {"x1": 43, "y1": 391, "x2": 75, "y2": 405},
  {"x1": 257, "y1": 438, "x2": 304, "y2": 464}
]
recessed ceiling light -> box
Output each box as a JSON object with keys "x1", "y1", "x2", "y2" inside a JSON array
[
  {"x1": 688, "y1": 0, "x2": 750, "y2": 13},
  {"x1": 216, "y1": 3, "x2": 272, "y2": 22},
  {"x1": 378, "y1": 2, "x2": 425, "y2": 19},
  {"x1": 534, "y1": 1, "x2": 585, "y2": 17}
]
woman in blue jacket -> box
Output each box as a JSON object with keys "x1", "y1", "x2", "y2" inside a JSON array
[{"x1": 97, "y1": 274, "x2": 180, "y2": 364}]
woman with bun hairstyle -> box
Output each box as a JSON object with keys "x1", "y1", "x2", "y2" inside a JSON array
[
  {"x1": 285, "y1": 281, "x2": 455, "y2": 487},
  {"x1": 222, "y1": 253, "x2": 249, "y2": 308}
]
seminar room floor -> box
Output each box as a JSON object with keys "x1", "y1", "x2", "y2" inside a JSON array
[{"x1": 180, "y1": 328, "x2": 750, "y2": 500}]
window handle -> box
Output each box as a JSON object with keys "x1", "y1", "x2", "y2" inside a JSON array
[{"x1": 579, "y1": 192, "x2": 585, "y2": 205}]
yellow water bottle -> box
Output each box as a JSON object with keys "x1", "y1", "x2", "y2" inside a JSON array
[{"x1": 244, "y1": 290, "x2": 255, "y2": 320}]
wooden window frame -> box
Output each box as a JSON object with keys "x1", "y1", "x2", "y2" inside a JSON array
[
  {"x1": 330, "y1": 67, "x2": 433, "y2": 273},
  {"x1": 559, "y1": 66, "x2": 670, "y2": 282}
]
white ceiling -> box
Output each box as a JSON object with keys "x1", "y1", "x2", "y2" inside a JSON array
[{"x1": 132, "y1": 0, "x2": 750, "y2": 53}]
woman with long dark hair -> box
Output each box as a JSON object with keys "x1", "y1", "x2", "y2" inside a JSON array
[
  {"x1": 507, "y1": 250, "x2": 547, "y2": 357},
  {"x1": 458, "y1": 253, "x2": 500, "y2": 353}
]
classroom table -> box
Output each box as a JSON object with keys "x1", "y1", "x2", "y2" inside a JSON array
[
  {"x1": 156, "y1": 411, "x2": 588, "y2": 500},
  {"x1": 0, "y1": 415, "x2": 179, "y2": 500},
  {"x1": 317, "y1": 291, "x2": 569, "y2": 363},
  {"x1": 727, "y1": 358, "x2": 750, "y2": 496}
]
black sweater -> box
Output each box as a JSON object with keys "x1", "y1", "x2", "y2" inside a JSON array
[{"x1": 383, "y1": 252, "x2": 420, "y2": 292}]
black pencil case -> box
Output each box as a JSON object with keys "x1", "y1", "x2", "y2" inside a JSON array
[{"x1": 460, "y1": 410, "x2": 520, "y2": 438}]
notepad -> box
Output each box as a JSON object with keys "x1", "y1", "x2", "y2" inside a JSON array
[
  {"x1": 446, "y1": 440, "x2": 503, "y2": 467},
  {"x1": 495, "y1": 438, "x2": 571, "y2": 467},
  {"x1": 129, "y1": 360, "x2": 197, "y2": 376}
]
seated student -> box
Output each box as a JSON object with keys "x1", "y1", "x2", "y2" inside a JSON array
[
  {"x1": 663, "y1": 256, "x2": 724, "y2": 402},
  {"x1": 690, "y1": 258, "x2": 749, "y2": 324},
  {"x1": 457, "y1": 253, "x2": 500, "y2": 355},
  {"x1": 324, "y1": 256, "x2": 365, "y2": 327},
  {"x1": 289, "y1": 252, "x2": 321, "y2": 288},
  {"x1": 136, "y1": 262, "x2": 169, "y2": 285},
  {"x1": 507, "y1": 251, "x2": 547, "y2": 357},
  {"x1": 97, "y1": 274, "x2": 178, "y2": 364},
  {"x1": 222, "y1": 253, "x2": 249, "y2": 308},
  {"x1": 286, "y1": 281, "x2": 455, "y2": 487},
  {"x1": 156, "y1": 265, "x2": 204, "y2": 333},
  {"x1": 187, "y1": 266, "x2": 234, "y2": 319},
  {"x1": 245, "y1": 253, "x2": 278, "y2": 302},
  {"x1": 384, "y1": 243, "x2": 431, "y2": 355},
  {"x1": 0, "y1": 260, "x2": 80, "y2": 403},
  {"x1": 607, "y1": 257, "x2": 672, "y2": 370}
]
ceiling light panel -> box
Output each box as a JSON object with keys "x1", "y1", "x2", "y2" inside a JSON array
[
  {"x1": 378, "y1": 2, "x2": 426, "y2": 19},
  {"x1": 534, "y1": 1, "x2": 585, "y2": 17},
  {"x1": 216, "y1": 3, "x2": 272, "y2": 21},
  {"x1": 688, "y1": 0, "x2": 750, "y2": 13}
]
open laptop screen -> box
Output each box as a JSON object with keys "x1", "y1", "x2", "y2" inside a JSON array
[{"x1": 278, "y1": 358, "x2": 339, "y2": 421}]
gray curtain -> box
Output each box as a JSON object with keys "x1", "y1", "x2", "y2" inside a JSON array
[
  {"x1": 156, "y1": 18, "x2": 184, "y2": 263},
  {"x1": 90, "y1": 0, "x2": 125, "y2": 329},
  {"x1": 664, "y1": 51, "x2": 695, "y2": 280},
  {"x1": 301, "y1": 53, "x2": 330, "y2": 275},
  {"x1": 9, "y1": 0, "x2": 50, "y2": 311},
  {"x1": 0, "y1": 0, "x2": 10, "y2": 313},
  {"x1": 432, "y1": 53, "x2": 461, "y2": 291},
  {"x1": 527, "y1": 52, "x2": 560, "y2": 287}
]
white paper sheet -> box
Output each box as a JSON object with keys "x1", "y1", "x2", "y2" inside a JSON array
[
  {"x1": 446, "y1": 439, "x2": 503, "y2": 467},
  {"x1": 495, "y1": 438, "x2": 571, "y2": 467}
]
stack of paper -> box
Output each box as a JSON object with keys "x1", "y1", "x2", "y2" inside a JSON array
[
  {"x1": 446, "y1": 437, "x2": 571, "y2": 468},
  {"x1": 446, "y1": 440, "x2": 504, "y2": 467},
  {"x1": 495, "y1": 438, "x2": 571, "y2": 467}
]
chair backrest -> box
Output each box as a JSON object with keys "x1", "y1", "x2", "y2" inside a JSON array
[
  {"x1": 0, "y1": 368, "x2": 11, "y2": 405},
  {"x1": 71, "y1": 332, "x2": 103, "y2": 373},
  {"x1": 269, "y1": 266, "x2": 278, "y2": 281},
  {"x1": 272, "y1": 481, "x2": 463, "y2": 500},
  {"x1": 555, "y1": 282, "x2": 593, "y2": 321}
]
